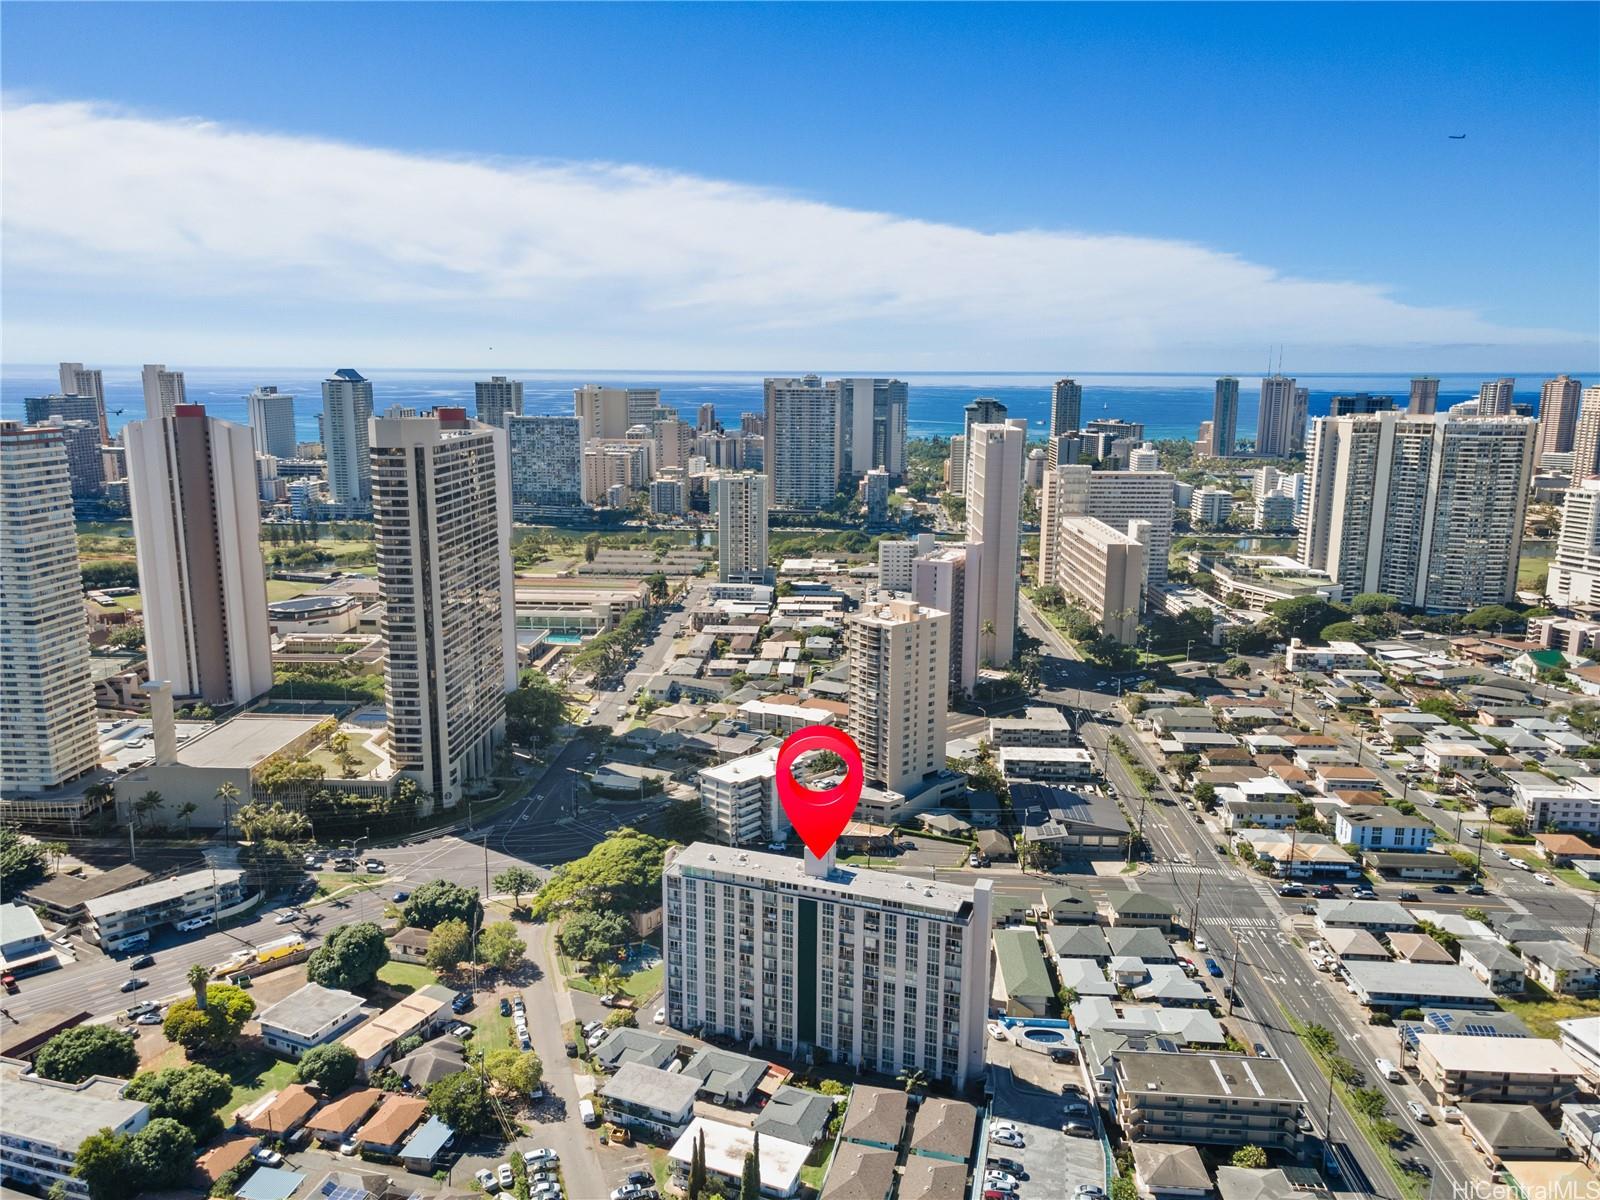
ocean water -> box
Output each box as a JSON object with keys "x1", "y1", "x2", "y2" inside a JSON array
[{"x1": 0, "y1": 366, "x2": 1572, "y2": 445}]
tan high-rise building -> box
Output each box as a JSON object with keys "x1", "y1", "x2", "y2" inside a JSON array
[
  {"x1": 1571, "y1": 388, "x2": 1600, "y2": 484},
  {"x1": 912, "y1": 542, "x2": 981, "y2": 695},
  {"x1": 965, "y1": 422, "x2": 1024, "y2": 668},
  {"x1": 1256, "y1": 375, "x2": 1299, "y2": 458},
  {"x1": 0, "y1": 421, "x2": 100, "y2": 794},
  {"x1": 1054, "y1": 517, "x2": 1147, "y2": 644},
  {"x1": 1298, "y1": 412, "x2": 1536, "y2": 613},
  {"x1": 574, "y1": 384, "x2": 661, "y2": 443},
  {"x1": 125, "y1": 404, "x2": 273, "y2": 707},
  {"x1": 847, "y1": 600, "x2": 949, "y2": 798},
  {"x1": 1539, "y1": 375, "x2": 1584, "y2": 457},
  {"x1": 1409, "y1": 377, "x2": 1440, "y2": 416},
  {"x1": 946, "y1": 434, "x2": 968, "y2": 493},
  {"x1": 141, "y1": 364, "x2": 187, "y2": 420},
  {"x1": 1039, "y1": 464, "x2": 1174, "y2": 599},
  {"x1": 763, "y1": 376, "x2": 842, "y2": 511},
  {"x1": 372, "y1": 408, "x2": 516, "y2": 810},
  {"x1": 711, "y1": 471, "x2": 768, "y2": 583}
]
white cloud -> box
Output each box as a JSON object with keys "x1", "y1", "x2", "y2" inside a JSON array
[{"x1": 2, "y1": 98, "x2": 1591, "y2": 369}]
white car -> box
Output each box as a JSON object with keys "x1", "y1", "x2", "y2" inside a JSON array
[
  {"x1": 986, "y1": 1022, "x2": 1009, "y2": 1041},
  {"x1": 1192, "y1": 938, "x2": 1207, "y2": 953},
  {"x1": 989, "y1": 1130, "x2": 1025, "y2": 1149},
  {"x1": 984, "y1": 1179, "x2": 1018, "y2": 1195},
  {"x1": 475, "y1": 1169, "x2": 496, "y2": 1190},
  {"x1": 497, "y1": 1163, "x2": 516, "y2": 1189},
  {"x1": 252, "y1": 1148, "x2": 283, "y2": 1167},
  {"x1": 1494, "y1": 847, "x2": 1511, "y2": 860},
  {"x1": 274, "y1": 912, "x2": 297, "y2": 925},
  {"x1": 654, "y1": 1007, "x2": 666, "y2": 1024},
  {"x1": 338, "y1": 1141, "x2": 359, "y2": 1157},
  {"x1": 1440, "y1": 1105, "x2": 1464, "y2": 1124},
  {"x1": 522, "y1": 1149, "x2": 559, "y2": 1166},
  {"x1": 1535, "y1": 872, "x2": 1556, "y2": 885}
]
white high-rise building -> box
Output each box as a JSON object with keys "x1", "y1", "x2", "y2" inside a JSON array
[
  {"x1": 1539, "y1": 375, "x2": 1584, "y2": 458},
  {"x1": 663, "y1": 842, "x2": 993, "y2": 1087},
  {"x1": 1478, "y1": 377, "x2": 1516, "y2": 417},
  {"x1": 878, "y1": 532, "x2": 936, "y2": 593},
  {"x1": 846, "y1": 599, "x2": 949, "y2": 797},
  {"x1": 1128, "y1": 442, "x2": 1160, "y2": 472},
  {"x1": 0, "y1": 421, "x2": 100, "y2": 793},
  {"x1": 912, "y1": 543, "x2": 981, "y2": 695},
  {"x1": 1190, "y1": 486, "x2": 1234, "y2": 527},
  {"x1": 695, "y1": 747, "x2": 787, "y2": 846},
  {"x1": 763, "y1": 376, "x2": 841, "y2": 511},
  {"x1": 965, "y1": 422, "x2": 1024, "y2": 668},
  {"x1": 124, "y1": 405, "x2": 273, "y2": 707},
  {"x1": 837, "y1": 378, "x2": 908, "y2": 478},
  {"x1": 710, "y1": 471, "x2": 769, "y2": 584},
  {"x1": 1548, "y1": 479, "x2": 1600, "y2": 607},
  {"x1": 506, "y1": 415, "x2": 582, "y2": 512},
  {"x1": 1256, "y1": 375, "x2": 1300, "y2": 458},
  {"x1": 1053, "y1": 517, "x2": 1147, "y2": 644},
  {"x1": 574, "y1": 385, "x2": 660, "y2": 442},
  {"x1": 474, "y1": 376, "x2": 523, "y2": 428},
  {"x1": 246, "y1": 386, "x2": 298, "y2": 460},
  {"x1": 1298, "y1": 412, "x2": 1536, "y2": 612},
  {"x1": 321, "y1": 368, "x2": 374, "y2": 514},
  {"x1": 649, "y1": 477, "x2": 685, "y2": 516},
  {"x1": 140, "y1": 364, "x2": 186, "y2": 420},
  {"x1": 1039, "y1": 464, "x2": 1175, "y2": 600},
  {"x1": 1409, "y1": 377, "x2": 1440, "y2": 416},
  {"x1": 57, "y1": 362, "x2": 109, "y2": 442},
  {"x1": 1571, "y1": 387, "x2": 1600, "y2": 484},
  {"x1": 371, "y1": 408, "x2": 516, "y2": 809}
]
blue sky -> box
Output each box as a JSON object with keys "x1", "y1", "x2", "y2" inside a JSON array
[{"x1": 2, "y1": 2, "x2": 1595, "y2": 371}]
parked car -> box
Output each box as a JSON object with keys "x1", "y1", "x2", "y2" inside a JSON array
[
  {"x1": 134, "y1": 1011, "x2": 163, "y2": 1025},
  {"x1": 338, "y1": 1141, "x2": 359, "y2": 1157},
  {"x1": 989, "y1": 1130, "x2": 1025, "y2": 1149},
  {"x1": 500, "y1": 997, "x2": 512, "y2": 1016},
  {"x1": 252, "y1": 1148, "x2": 283, "y2": 1168},
  {"x1": 475, "y1": 1170, "x2": 496, "y2": 1191},
  {"x1": 1192, "y1": 937, "x2": 1207, "y2": 952},
  {"x1": 1407, "y1": 1100, "x2": 1433, "y2": 1124},
  {"x1": 564, "y1": 1041, "x2": 579, "y2": 1058},
  {"x1": 987, "y1": 1157, "x2": 1024, "y2": 1176},
  {"x1": 654, "y1": 1007, "x2": 666, "y2": 1024},
  {"x1": 1440, "y1": 1106, "x2": 1464, "y2": 1124},
  {"x1": 626, "y1": 1172, "x2": 653, "y2": 1187},
  {"x1": 1204, "y1": 957, "x2": 1223, "y2": 978},
  {"x1": 986, "y1": 1022, "x2": 1009, "y2": 1041},
  {"x1": 1063, "y1": 1120, "x2": 1096, "y2": 1137},
  {"x1": 498, "y1": 1163, "x2": 516, "y2": 1189}
]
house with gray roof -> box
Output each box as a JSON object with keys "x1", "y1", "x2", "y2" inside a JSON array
[
  {"x1": 1108, "y1": 891, "x2": 1176, "y2": 930},
  {"x1": 1457, "y1": 1103, "x2": 1567, "y2": 1159},
  {"x1": 1521, "y1": 941, "x2": 1600, "y2": 997},
  {"x1": 1057, "y1": 957, "x2": 1118, "y2": 998},
  {"x1": 752, "y1": 1086, "x2": 836, "y2": 1148},
  {"x1": 600, "y1": 1063, "x2": 700, "y2": 1136},
  {"x1": 840, "y1": 1085, "x2": 908, "y2": 1151},
  {"x1": 907, "y1": 1096, "x2": 977, "y2": 1163},
  {"x1": 258, "y1": 983, "x2": 368, "y2": 1060},
  {"x1": 1133, "y1": 1143, "x2": 1213, "y2": 1199},
  {"x1": 1106, "y1": 926, "x2": 1177, "y2": 962},
  {"x1": 1041, "y1": 885, "x2": 1097, "y2": 924},
  {"x1": 681, "y1": 1046, "x2": 768, "y2": 1104},
  {"x1": 1460, "y1": 939, "x2": 1526, "y2": 994},
  {"x1": 1049, "y1": 924, "x2": 1110, "y2": 962},
  {"x1": 595, "y1": 1027, "x2": 683, "y2": 1073}
]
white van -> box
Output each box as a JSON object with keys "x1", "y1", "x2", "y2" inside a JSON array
[
  {"x1": 579, "y1": 1098, "x2": 597, "y2": 1126},
  {"x1": 1375, "y1": 1057, "x2": 1401, "y2": 1082}
]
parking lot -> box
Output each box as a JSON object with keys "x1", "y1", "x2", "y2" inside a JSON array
[{"x1": 987, "y1": 1035, "x2": 1111, "y2": 1199}]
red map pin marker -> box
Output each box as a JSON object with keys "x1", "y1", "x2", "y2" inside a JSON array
[{"x1": 776, "y1": 724, "x2": 864, "y2": 859}]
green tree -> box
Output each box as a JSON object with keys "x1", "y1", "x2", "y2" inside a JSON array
[
  {"x1": 306, "y1": 921, "x2": 390, "y2": 989},
  {"x1": 0, "y1": 826, "x2": 48, "y2": 892},
  {"x1": 740, "y1": 1133, "x2": 761, "y2": 1200},
  {"x1": 505, "y1": 672, "x2": 572, "y2": 746},
  {"x1": 896, "y1": 1067, "x2": 929, "y2": 1095},
  {"x1": 35, "y1": 1025, "x2": 139, "y2": 1083},
  {"x1": 175, "y1": 802, "x2": 199, "y2": 835},
  {"x1": 127, "y1": 1117, "x2": 195, "y2": 1190},
  {"x1": 233, "y1": 800, "x2": 314, "y2": 843},
  {"x1": 296, "y1": 1043, "x2": 359, "y2": 1094},
  {"x1": 478, "y1": 921, "x2": 527, "y2": 972},
  {"x1": 40, "y1": 840, "x2": 69, "y2": 874},
  {"x1": 73, "y1": 1128, "x2": 135, "y2": 1200},
  {"x1": 1461, "y1": 604, "x2": 1526, "y2": 632},
  {"x1": 1350, "y1": 1087, "x2": 1388, "y2": 1122},
  {"x1": 1265, "y1": 595, "x2": 1350, "y2": 641},
  {"x1": 1491, "y1": 806, "x2": 1530, "y2": 835},
  {"x1": 162, "y1": 984, "x2": 254, "y2": 1056},
  {"x1": 532, "y1": 828, "x2": 673, "y2": 919},
  {"x1": 124, "y1": 1066, "x2": 231, "y2": 1141},
  {"x1": 662, "y1": 796, "x2": 711, "y2": 843},
  {"x1": 403, "y1": 879, "x2": 483, "y2": 930},
  {"x1": 557, "y1": 908, "x2": 630, "y2": 961},
  {"x1": 1230, "y1": 1145, "x2": 1268, "y2": 1170},
  {"x1": 493, "y1": 866, "x2": 542, "y2": 908},
  {"x1": 483, "y1": 1047, "x2": 544, "y2": 1095},
  {"x1": 132, "y1": 789, "x2": 165, "y2": 830},
  {"x1": 1350, "y1": 592, "x2": 1401, "y2": 616},
  {"x1": 689, "y1": 1128, "x2": 707, "y2": 1200},
  {"x1": 1302, "y1": 1023, "x2": 1337, "y2": 1059},
  {"x1": 1374, "y1": 1118, "x2": 1404, "y2": 1145},
  {"x1": 426, "y1": 918, "x2": 475, "y2": 973},
  {"x1": 427, "y1": 1070, "x2": 497, "y2": 1135}
]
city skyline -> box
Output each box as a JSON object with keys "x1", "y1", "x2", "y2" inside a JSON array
[{"x1": 3, "y1": 3, "x2": 1595, "y2": 371}]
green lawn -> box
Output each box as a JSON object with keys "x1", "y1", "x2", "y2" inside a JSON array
[
  {"x1": 305, "y1": 740, "x2": 381, "y2": 777},
  {"x1": 799, "y1": 1138, "x2": 838, "y2": 1191},
  {"x1": 469, "y1": 1006, "x2": 516, "y2": 1052},
  {"x1": 110, "y1": 593, "x2": 144, "y2": 612},
  {"x1": 376, "y1": 961, "x2": 438, "y2": 994},
  {"x1": 313, "y1": 872, "x2": 386, "y2": 898},
  {"x1": 1499, "y1": 990, "x2": 1600, "y2": 1039},
  {"x1": 220, "y1": 1053, "x2": 297, "y2": 1119},
  {"x1": 1519, "y1": 540, "x2": 1556, "y2": 591},
  {"x1": 265, "y1": 579, "x2": 314, "y2": 601}
]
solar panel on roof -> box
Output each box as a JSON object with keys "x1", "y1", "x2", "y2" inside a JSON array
[
  {"x1": 1428, "y1": 1012, "x2": 1455, "y2": 1032},
  {"x1": 1461, "y1": 1023, "x2": 1504, "y2": 1037},
  {"x1": 320, "y1": 1185, "x2": 371, "y2": 1200}
]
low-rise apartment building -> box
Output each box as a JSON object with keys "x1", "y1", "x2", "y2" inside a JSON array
[
  {"x1": 0, "y1": 1059, "x2": 149, "y2": 1198},
  {"x1": 258, "y1": 983, "x2": 368, "y2": 1059},
  {"x1": 696, "y1": 748, "x2": 786, "y2": 847},
  {"x1": 84, "y1": 868, "x2": 248, "y2": 948},
  {"x1": 1333, "y1": 808, "x2": 1436, "y2": 852},
  {"x1": 1111, "y1": 1050, "x2": 1306, "y2": 1149},
  {"x1": 1415, "y1": 1034, "x2": 1584, "y2": 1111}
]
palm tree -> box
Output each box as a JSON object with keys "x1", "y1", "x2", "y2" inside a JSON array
[
  {"x1": 176, "y1": 802, "x2": 198, "y2": 836},
  {"x1": 41, "y1": 841, "x2": 68, "y2": 875},
  {"x1": 187, "y1": 963, "x2": 209, "y2": 1010},
  {"x1": 896, "y1": 1067, "x2": 929, "y2": 1096},
  {"x1": 134, "y1": 790, "x2": 165, "y2": 830},
  {"x1": 215, "y1": 782, "x2": 241, "y2": 845},
  {"x1": 595, "y1": 963, "x2": 626, "y2": 999}
]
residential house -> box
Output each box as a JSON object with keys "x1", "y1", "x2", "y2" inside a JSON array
[
  {"x1": 1342, "y1": 962, "x2": 1497, "y2": 1011},
  {"x1": 752, "y1": 1086, "x2": 836, "y2": 1149},
  {"x1": 398, "y1": 1116, "x2": 454, "y2": 1172},
  {"x1": 840, "y1": 1086, "x2": 909, "y2": 1151},
  {"x1": 388, "y1": 927, "x2": 430, "y2": 964},
  {"x1": 595, "y1": 1028, "x2": 683, "y2": 1073},
  {"x1": 600, "y1": 1063, "x2": 700, "y2": 1136},
  {"x1": 994, "y1": 928, "x2": 1053, "y2": 1017},
  {"x1": 1314, "y1": 900, "x2": 1419, "y2": 934},
  {"x1": 1333, "y1": 809, "x2": 1435, "y2": 852},
  {"x1": 1108, "y1": 892, "x2": 1176, "y2": 931},
  {"x1": 1132, "y1": 1143, "x2": 1214, "y2": 1200},
  {"x1": 906, "y1": 1097, "x2": 977, "y2": 1163},
  {"x1": 1111, "y1": 1051, "x2": 1306, "y2": 1150},
  {"x1": 304, "y1": 1088, "x2": 383, "y2": 1146},
  {"x1": 1456, "y1": 1103, "x2": 1567, "y2": 1160},
  {"x1": 257, "y1": 983, "x2": 367, "y2": 1060},
  {"x1": 1042, "y1": 886, "x2": 1097, "y2": 925},
  {"x1": 351, "y1": 1094, "x2": 428, "y2": 1155},
  {"x1": 1459, "y1": 940, "x2": 1527, "y2": 994},
  {"x1": 239, "y1": 1084, "x2": 319, "y2": 1137},
  {"x1": 338, "y1": 985, "x2": 458, "y2": 1077},
  {"x1": 680, "y1": 1047, "x2": 768, "y2": 1105},
  {"x1": 1521, "y1": 941, "x2": 1600, "y2": 997}
]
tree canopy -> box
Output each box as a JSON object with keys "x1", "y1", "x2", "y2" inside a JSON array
[
  {"x1": 505, "y1": 672, "x2": 571, "y2": 745},
  {"x1": 125, "y1": 1117, "x2": 195, "y2": 1189},
  {"x1": 426, "y1": 918, "x2": 474, "y2": 973},
  {"x1": 427, "y1": 1070, "x2": 497, "y2": 1135},
  {"x1": 530, "y1": 827, "x2": 671, "y2": 919},
  {"x1": 483, "y1": 1047, "x2": 544, "y2": 1095},
  {"x1": 35, "y1": 1025, "x2": 139, "y2": 1084},
  {"x1": 478, "y1": 921, "x2": 527, "y2": 971},
  {"x1": 123, "y1": 1065, "x2": 231, "y2": 1140},
  {"x1": 0, "y1": 826, "x2": 47, "y2": 893},
  {"x1": 296, "y1": 1043, "x2": 359, "y2": 1094},
  {"x1": 492, "y1": 865, "x2": 541, "y2": 907},
  {"x1": 1350, "y1": 592, "x2": 1400, "y2": 615},
  {"x1": 557, "y1": 908, "x2": 631, "y2": 961},
  {"x1": 306, "y1": 921, "x2": 390, "y2": 990},
  {"x1": 162, "y1": 984, "x2": 255, "y2": 1055},
  {"x1": 403, "y1": 879, "x2": 483, "y2": 930},
  {"x1": 1461, "y1": 604, "x2": 1526, "y2": 633},
  {"x1": 1265, "y1": 595, "x2": 1350, "y2": 641}
]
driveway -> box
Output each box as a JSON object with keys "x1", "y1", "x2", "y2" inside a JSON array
[{"x1": 987, "y1": 1038, "x2": 1110, "y2": 1200}]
